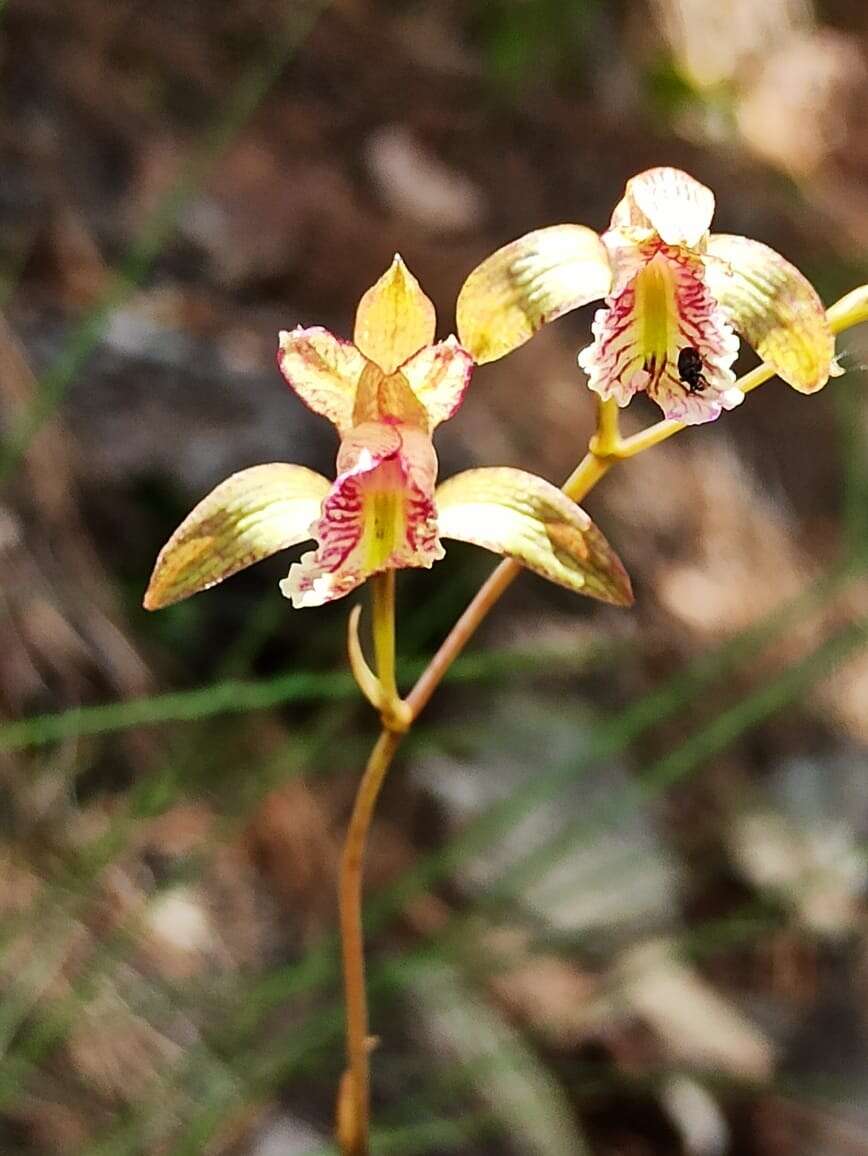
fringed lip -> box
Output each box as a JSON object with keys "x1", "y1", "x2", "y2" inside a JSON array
[
  {"x1": 281, "y1": 423, "x2": 443, "y2": 609},
  {"x1": 579, "y1": 242, "x2": 743, "y2": 425}
]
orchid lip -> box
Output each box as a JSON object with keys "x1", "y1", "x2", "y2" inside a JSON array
[
  {"x1": 283, "y1": 423, "x2": 443, "y2": 609},
  {"x1": 579, "y1": 241, "x2": 741, "y2": 424}
]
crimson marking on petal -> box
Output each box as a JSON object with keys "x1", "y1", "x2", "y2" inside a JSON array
[
  {"x1": 581, "y1": 243, "x2": 740, "y2": 422},
  {"x1": 284, "y1": 422, "x2": 444, "y2": 606}
]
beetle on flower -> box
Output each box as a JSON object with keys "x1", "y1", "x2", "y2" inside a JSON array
[
  {"x1": 144, "y1": 256, "x2": 632, "y2": 614},
  {"x1": 456, "y1": 166, "x2": 841, "y2": 424}
]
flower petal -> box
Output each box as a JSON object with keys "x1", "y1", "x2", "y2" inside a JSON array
[
  {"x1": 144, "y1": 464, "x2": 331, "y2": 610},
  {"x1": 278, "y1": 327, "x2": 367, "y2": 435},
  {"x1": 610, "y1": 168, "x2": 715, "y2": 249},
  {"x1": 704, "y1": 234, "x2": 840, "y2": 394},
  {"x1": 283, "y1": 423, "x2": 443, "y2": 608},
  {"x1": 353, "y1": 254, "x2": 436, "y2": 375},
  {"x1": 435, "y1": 467, "x2": 633, "y2": 606},
  {"x1": 578, "y1": 244, "x2": 742, "y2": 424},
  {"x1": 398, "y1": 336, "x2": 474, "y2": 428},
  {"x1": 456, "y1": 225, "x2": 613, "y2": 364}
]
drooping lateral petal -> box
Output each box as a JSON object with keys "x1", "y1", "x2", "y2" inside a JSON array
[
  {"x1": 353, "y1": 254, "x2": 436, "y2": 375},
  {"x1": 704, "y1": 234, "x2": 840, "y2": 394},
  {"x1": 144, "y1": 464, "x2": 331, "y2": 610},
  {"x1": 610, "y1": 168, "x2": 715, "y2": 249},
  {"x1": 456, "y1": 225, "x2": 613, "y2": 364},
  {"x1": 435, "y1": 467, "x2": 633, "y2": 606},
  {"x1": 399, "y1": 336, "x2": 474, "y2": 428},
  {"x1": 278, "y1": 327, "x2": 367, "y2": 435},
  {"x1": 282, "y1": 423, "x2": 443, "y2": 609}
]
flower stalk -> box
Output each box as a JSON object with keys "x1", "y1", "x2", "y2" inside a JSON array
[
  {"x1": 338, "y1": 572, "x2": 406, "y2": 1156},
  {"x1": 336, "y1": 287, "x2": 867, "y2": 1152},
  {"x1": 372, "y1": 571, "x2": 399, "y2": 709},
  {"x1": 337, "y1": 727, "x2": 401, "y2": 1156},
  {"x1": 590, "y1": 396, "x2": 622, "y2": 458}
]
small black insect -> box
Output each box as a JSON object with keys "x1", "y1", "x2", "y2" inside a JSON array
[{"x1": 677, "y1": 346, "x2": 706, "y2": 393}]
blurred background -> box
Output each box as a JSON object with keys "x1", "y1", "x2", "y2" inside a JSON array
[{"x1": 1, "y1": 1, "x2": 867, "y2": 1153}]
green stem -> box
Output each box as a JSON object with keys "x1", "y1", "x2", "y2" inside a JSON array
[
  {"x1": 592, "y1": 396, "x2": 622, "y2": 457},
  {"x1": 372, "y1": 571, "x2": 398, "y2": 706},
  {"x1": 337, "y1": 729, "x2": 401, "y2": 1155}
]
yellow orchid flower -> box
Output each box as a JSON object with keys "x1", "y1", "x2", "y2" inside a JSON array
[
  {"x1": 457, "y1": 166, "x2": 842, "y2": 425},
  {"x1": 144, "y1": 256, "x2": 633, "y2": 613}
]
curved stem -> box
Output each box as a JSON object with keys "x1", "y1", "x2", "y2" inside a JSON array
[{"x1": 337, "y1": 728, "x2": 401, "y2": 1155}]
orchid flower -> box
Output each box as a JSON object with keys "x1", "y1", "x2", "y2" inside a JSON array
[
  {"x1": 456, "y1": 167, "x2": 841, "y2": 424},
  {"x1": 144, "y1": 256, "x2": 632, "y2": 613}
]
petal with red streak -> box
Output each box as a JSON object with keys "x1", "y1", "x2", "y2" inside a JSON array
[
  {"x1": 399, "y1": 336, "x2": 474, "y2": 429},
  {"x1": 578, "y1": 243, "x2": 742, "y2": 425},
  {"x1": 282, "y1": 423, "x2": 443, "y2": 608},
  {"x1": 278, "y1": 327, "x2": 367, "y2": 435}
]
